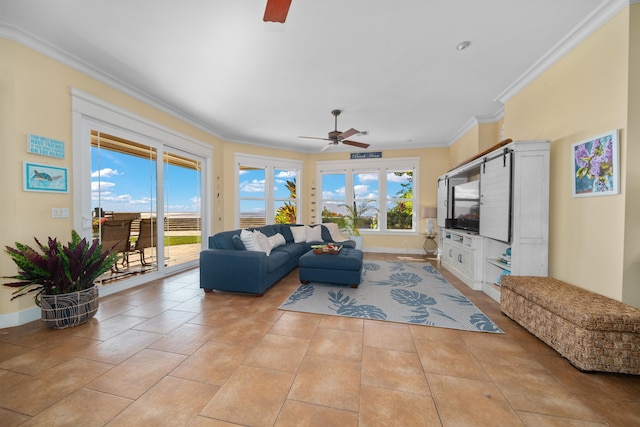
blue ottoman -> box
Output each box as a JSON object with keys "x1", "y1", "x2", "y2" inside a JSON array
[{"x1": 299, "y1": 248, "x2": 364, "y2": 288}]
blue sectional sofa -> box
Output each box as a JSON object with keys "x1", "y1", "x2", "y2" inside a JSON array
[{"x1": 200, "y1": 224, "x2": 355, "y2": 295}]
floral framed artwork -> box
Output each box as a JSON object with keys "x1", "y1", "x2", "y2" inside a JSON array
[
  {"x1": 23, "y1": 162, "x2": 69, "y2": 193},
  {"x1": 571, "y1": 129, "x2": 620, "y2": 197}
]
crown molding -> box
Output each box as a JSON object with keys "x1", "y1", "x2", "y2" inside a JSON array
[
  {"x1": 496, "y1": 0, "x2": 630, "y2": 104},
  {"x1": 446, "y1": 106, "x2": 505, "y2": 146},
  {"x1": 0, "y1": 22, "x2": 226, "y2": 142}
]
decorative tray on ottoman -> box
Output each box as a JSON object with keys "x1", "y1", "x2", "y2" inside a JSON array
[{"x1": 311, "y1": 244, "x2": 342, "y2": 255}]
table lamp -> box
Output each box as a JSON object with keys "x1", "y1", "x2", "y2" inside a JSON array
[{"x1": 421, "y1": 206, "x2": 437, "y2": 234}]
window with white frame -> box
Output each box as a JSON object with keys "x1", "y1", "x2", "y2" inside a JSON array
[
  {"x1": 236, "y1": 154, "x2": 302, "y2": 228},
  {"x1": 317, "y1": 158, "x2": 418, "y2": 233}
]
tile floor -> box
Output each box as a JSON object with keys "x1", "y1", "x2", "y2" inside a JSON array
[{"x1": 1, "y1": 253, "x2": 639, "y2": 426}]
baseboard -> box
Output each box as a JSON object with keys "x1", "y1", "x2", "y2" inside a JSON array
[
  {"x1": 0, "y1": 306, "x2": 40, "y2": 329},
  {"x1": 364, "y1": 246, "x2": 425, "y2": 255}
]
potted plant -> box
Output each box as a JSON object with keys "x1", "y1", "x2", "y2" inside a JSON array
[
  {"x1": 339, "y1": 200, "x2": 377, "y2": 249},
  {"x1": 4, "y1": 230, "x2": 118, "y2": 329}
]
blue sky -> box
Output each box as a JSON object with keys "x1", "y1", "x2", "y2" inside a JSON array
[
  {"x1": 92, "y1": 147, "x2": 201, "y2": 214},
  {"x1": 239, "y1": 169, "x2": 412, "y2": 217},
  {"x1": 238, "y1": 168, "x2": 297, "y2": 216},
  {"x1": 93, "y1": 149, "x2": 411, "y2": 217}
]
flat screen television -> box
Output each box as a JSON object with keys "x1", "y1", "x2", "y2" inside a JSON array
[{"x1": 452, "y1": 180, "x2": 480, "y2": 232}]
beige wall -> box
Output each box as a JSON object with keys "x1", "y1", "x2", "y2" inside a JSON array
[
  {"x1": 448, "y1": 121, "x2": 503, "y2": 168},
  {"x1": 448, "y1": 126, "x2": 479, "y2": 167},
  {"x1": 1, "y1": 39, "x2": 453, "y2": 321},
  {"x1": 0, "y1": 39, "x2": 223, "y2": 316},
  {"x1": 503, "y1": 8, "x2": 633, "y2": 304},
  {"x1": 478, "y1": 121, "x2": 502, "y2": 152},
  {"x1": 623, "y1": 4, "x2": 640, "y2": 305}
]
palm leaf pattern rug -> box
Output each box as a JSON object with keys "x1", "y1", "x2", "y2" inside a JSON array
[{"x1": 280, "y1": 261, "x2": 503, "y2": 333}]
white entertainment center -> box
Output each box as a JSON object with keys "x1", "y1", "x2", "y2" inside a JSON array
[{"x1": 437, "y1": 140, "x2": 550, "y2": 302}]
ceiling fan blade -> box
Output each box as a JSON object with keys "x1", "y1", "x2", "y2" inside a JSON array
[
  {"x1": 342, "y1": 140, "x2": 370, "y2": 149},
  {"x1": 299, "y1": 136, "x2": 331, "y2": 141},
  {"x1": 263, "y1": 0, "x2": 292, "y2": 23},
  {"x1": 320, "y1": 143, "x2": 333, "y2": 152},
  {"x1": 338, "y1": 128, "x2": 359, "y2": 140}
]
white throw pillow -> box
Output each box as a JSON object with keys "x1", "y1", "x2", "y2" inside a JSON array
[
  {"x1": 291, "y1": 226, "x2": 307, "y2": 243},
  {"x1": 240, "y1": 229, "x2": 261, "y2": 252},
  {"x1": 322, "y1": 222, "x2": 348, "y2": 242},
  {"x1": 268, "y1": 233, "x2": 286, "y2": 249},
  {"x1": 253, "y1": 230, "x2": 272, "y2": 256},
  {"x1": 305, "y1": 225, "x2": 323, "y2": 242}
]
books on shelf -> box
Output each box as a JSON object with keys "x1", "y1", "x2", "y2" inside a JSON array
[
  {"x1": 495, "y1": 269, "x2": 511, "y2": 287},
  {"x1": 497, "y1": 246, "x2": 512, "y2": 266}
]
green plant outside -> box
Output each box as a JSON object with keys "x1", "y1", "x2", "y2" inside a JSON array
[{"x1": 130, "y1": 235, "x2": 201, "y2": 246}]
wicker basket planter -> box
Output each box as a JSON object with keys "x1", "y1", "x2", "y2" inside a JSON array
[{"x1": 40, "y1": 285, "x2": 99, "y2": 329}]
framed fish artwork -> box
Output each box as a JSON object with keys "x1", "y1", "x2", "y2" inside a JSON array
[{"x1": 23, "y1": 162, "x2": 68, "y2": 193}]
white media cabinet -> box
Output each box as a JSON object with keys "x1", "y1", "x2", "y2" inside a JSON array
[{"x1": 437, "y1": 140, "x2": 550, "y2": 302}]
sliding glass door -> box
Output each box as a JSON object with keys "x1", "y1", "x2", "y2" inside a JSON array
[
  {"x1": 86, "y1": 128, "x2": 205, "y2": 286},
  {"x1": 163, "y1": 148, "x2": 202, "y2": 268},
  {"x1": 91, "y1": 131, "x2": 159, "y2": 283}
]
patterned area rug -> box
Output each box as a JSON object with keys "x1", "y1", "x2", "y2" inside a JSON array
[{"x1": 280, "y1": 260, "x2": 503, "y2": 333}]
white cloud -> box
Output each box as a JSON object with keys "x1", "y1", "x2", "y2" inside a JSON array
[
  {"x1": 356, "y1": 173, "x2": 378, "y2": 183},
  {"x1": 275, "y1": 170, "x2": 296, "y2": 178},
  {"x1": 91, "y1": 181, "x2": 116, "y2": 191},
  {"x1": 387, "y1": 172, "x2": 412, "y2": 183},
  {"x1": 240, "y1": 179, "x2": 265, "y2": 193},
  {"x1": 354, "y1": 184, "x2": 371, "y2": 197},
  {"x1": 91, "y1": 168, "x2": 121, "y2": 178}
]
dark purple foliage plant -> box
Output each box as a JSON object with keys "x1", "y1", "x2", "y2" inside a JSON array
[{"x1": 4, "y1": 230, "x2": 118, "y2": 305}]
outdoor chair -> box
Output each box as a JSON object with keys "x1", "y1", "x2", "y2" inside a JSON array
[
  {"x1": 100, "y1": 219, "x2": 133, "y2": 271},
  {"x1": 133, "y1": 218, "x2": 158, "y2": 266}
]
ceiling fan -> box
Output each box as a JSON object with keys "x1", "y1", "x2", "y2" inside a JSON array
[
  {"x1": 299, "y1": 110, "x2": 370, "y2": 151},
  {"x1": 263, "y1": 0, "x2": 292, "y2": 23}
]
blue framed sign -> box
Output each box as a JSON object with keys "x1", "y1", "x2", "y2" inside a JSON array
[
  {"x1": 23, "y1": 162, "x2": 69, "y2": 193},
  {"x1": 27, "y1": 134, "x2": 65, "y2": 159}
]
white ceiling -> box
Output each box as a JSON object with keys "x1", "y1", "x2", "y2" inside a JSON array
[{"x1": 0, "y1": 0, "x2": 617, "y2": 153}]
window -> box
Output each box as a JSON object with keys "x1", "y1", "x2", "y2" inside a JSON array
[
  {"x1": 274, "y1": 169, "x2": 298, "y2": 224},
  {"x1": 320, "y1": 172, "x2": 346, "y2": 223},
  {"x1": 386, "y1": 169, "x2": 414, "y2": 230},
  {"x1": 317, "y1": 158, "x2": 418, "y2": 233},
  {"x1": 236, "y1": 154, "x2": 302, "y2": 228},
  {"x1": 354, "y1": 171, "x2": 379, "y2": 231},
  {"x1": 238, "y1": 166, "x2": 266, "y2": 228}
]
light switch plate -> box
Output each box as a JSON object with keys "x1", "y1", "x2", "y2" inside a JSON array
[{"x1": 51, "y1": 208, "x2": 69, "y2": 218}]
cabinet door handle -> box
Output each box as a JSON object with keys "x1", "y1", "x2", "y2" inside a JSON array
[
  {"x1": 449, "y1": 249, "x2": 453, "y2": 257},
  {"x1": 458, "y1": 254, "x2": 462, "y2": 263}
]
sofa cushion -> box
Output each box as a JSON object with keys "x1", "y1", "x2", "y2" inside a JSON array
[
  {"x1": 279, "y1": 225, "x2": 295, "y2": 243},
  {"x1": 257, "y1": 225, "x2": 276, "y2": 237},
  {"x1": 322, "y1": 222, "x2": 349, "y2": 242},
  {"x1": 271, "y1": 243, "x2": 306, "y2": 258},
  {"x1": 291, "y1": 225, "x2": 307, "y2": 243},
  {"x1": 240, "y1": 229, "x2": 261, "y2": 251},
  {"x1": 232, "y1": 234, "x2": 246, "y2": 250},
  {"x1": 211, "y1": 230, "x2": 240, "y2": 250},
  {"x1": 305, "y1": 225, "x2": 323, "y2": 243},
  {"x1": 253, "y1": 230, "x2": 273, "y2": 256},
  {"x1": 267, "y1": 233, "x2": 286, "y2": 249}
]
